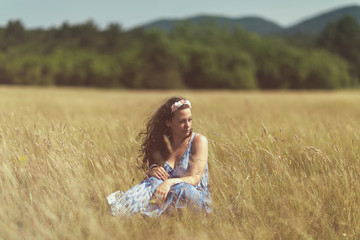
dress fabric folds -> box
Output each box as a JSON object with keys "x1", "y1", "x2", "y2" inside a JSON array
[{"x1": 106, "y1": 133, "x2": 212, "y2": 217}]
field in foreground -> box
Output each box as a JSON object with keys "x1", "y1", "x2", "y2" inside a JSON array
[{"x1": 0, "y1": 87, "x2": 360, "y2": 240}]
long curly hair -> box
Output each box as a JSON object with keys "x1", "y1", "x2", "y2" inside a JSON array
[{"x1": 137, "y1": 97, "x2": 192, "y2": 169}]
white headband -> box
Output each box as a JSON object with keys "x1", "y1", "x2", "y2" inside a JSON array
[{"x1": 171, "y1": 99, "x2": 191, "y2": 113}]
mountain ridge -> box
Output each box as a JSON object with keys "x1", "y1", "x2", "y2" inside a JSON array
[
  {"x1": 284, "y1": 5, "x2": 360, "y2": 34},
  {"x1": 138, "y1": 4, "x2": 360, "y2": 35},
  {"x1": 141, "y1": 15, "x2": 283, "y2": 35}
]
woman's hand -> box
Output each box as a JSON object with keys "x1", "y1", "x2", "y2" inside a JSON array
[
  {"x1": 149, "y1": 166, "x2": 169, "y2": 181},
  {"x1": 151, "y1": 180, "x2": 172, "y2": 204}
]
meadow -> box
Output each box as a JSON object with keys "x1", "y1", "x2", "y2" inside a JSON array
[{"x1": 0, "y1": 87, "x2": 359, "y2": 240}]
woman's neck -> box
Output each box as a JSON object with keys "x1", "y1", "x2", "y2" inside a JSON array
[{"x1": 171, "y1": 133, "x2": 191, "y2": 148}]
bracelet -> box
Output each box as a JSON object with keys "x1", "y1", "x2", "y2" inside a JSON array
[{"x1": 149, "y1": 164, "x2": 159, "y2": 170}]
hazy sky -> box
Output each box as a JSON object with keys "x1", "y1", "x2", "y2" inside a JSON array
[{"x1": 1, "y1": 0, "x2": 359, "y2": 29}]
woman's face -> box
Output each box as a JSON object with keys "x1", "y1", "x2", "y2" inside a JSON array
[{"x1": 166, "y1": 108, "x2": 192, "y2": 139}]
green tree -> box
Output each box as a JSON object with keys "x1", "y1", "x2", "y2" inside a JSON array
[
  {"x1": 134, "y1": 30, "x2": 183, "y2": 89},
  {"x1": 182, "y1": 45, "x2": 256, "y2": 89},
  {"x1": 102, "y1": 23, "x2": 123, "y2": 52},
  {"x1": 317, "y1": 15, "x2": 360, "y2": 80},
  {"x1": 298, "y1": 50, "x2": 352, "y2": 89},
  {"x1": 4, "y1": 20, "x2": 26, "y2": 46}
]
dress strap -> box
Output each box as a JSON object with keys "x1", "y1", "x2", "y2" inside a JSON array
[
  {"x1": 188, "y1": 132, "x2": 196, "y2": 153},
  {"x1": 191, "y1": 132, "x2": 196, "y2": 142}
]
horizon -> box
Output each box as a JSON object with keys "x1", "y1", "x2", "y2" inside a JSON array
[
  {"x1": 0, "y1": 1, "x2": 359, "y2": 30},
  {"x1": 131, "y1": 3, "x2": 360, "y2": 29}
]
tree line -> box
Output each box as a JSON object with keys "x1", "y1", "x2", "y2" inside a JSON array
[{"x1": 0, "y1": 15, "x2": 359, "y2": 89}]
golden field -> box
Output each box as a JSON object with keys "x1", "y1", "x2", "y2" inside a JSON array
[{"x1": 0, "y1": 87, "x2": 359, "y2": 240}]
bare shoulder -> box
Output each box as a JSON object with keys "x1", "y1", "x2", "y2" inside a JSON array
[
  {"x1": 192, "y1": 133, "x2": 208, "y2": 149},
  {"x1": 191, "y1": 133, "x2": 208, "y2": 161}
]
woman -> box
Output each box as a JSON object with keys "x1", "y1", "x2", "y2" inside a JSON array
[{"x1": 107, "y1": 97, "x2": 212, "y2": 217}]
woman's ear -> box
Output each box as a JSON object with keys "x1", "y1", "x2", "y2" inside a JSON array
[{"x1": 165, "y1": 120, "x2": 171, "y2": 128}]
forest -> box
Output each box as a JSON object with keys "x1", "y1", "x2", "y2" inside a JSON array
[{"x1": 0, "y1": 15, "x2": 360, "y2": 89}]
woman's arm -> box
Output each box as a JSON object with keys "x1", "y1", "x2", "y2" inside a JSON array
[
  {"x1": 153, "y1": 134, "x2": 208, "y2": 201},
  {"x1": 148, "y1": 166, "x2": 169, "y2": 181}
]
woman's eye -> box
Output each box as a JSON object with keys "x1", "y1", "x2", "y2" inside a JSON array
[{"x1": 180, "y1": 118, "x2": 191, "y2": 124}]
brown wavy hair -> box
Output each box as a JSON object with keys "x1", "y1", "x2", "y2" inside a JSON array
[{"x1": 137, "y1": 97, "x2": 192, "y2": 169}]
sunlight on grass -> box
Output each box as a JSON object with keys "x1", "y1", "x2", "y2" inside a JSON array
[{"x1": 0, "y1": 87, "x2": 359, "y2": 239}]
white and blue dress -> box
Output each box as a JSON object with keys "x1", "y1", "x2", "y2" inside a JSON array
[{"x1": 106, "y1": 133, "x2": 212, "y2": 217}]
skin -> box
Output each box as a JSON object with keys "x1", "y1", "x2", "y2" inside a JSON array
[{"x1": 149, "y1": 107, "x2": 209, "y2": 203}]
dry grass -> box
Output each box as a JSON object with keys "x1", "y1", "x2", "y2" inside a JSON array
[{"x1": 1, "y1": 87, "x2": 360, "y2": 240}]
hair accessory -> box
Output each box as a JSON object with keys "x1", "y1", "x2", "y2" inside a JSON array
[
  {"x1": 149, "y1": 164, "x2": 159, "y2": 170},
  {"x1": 171, "y1": 99, "x2": 191, "y2": 113}
]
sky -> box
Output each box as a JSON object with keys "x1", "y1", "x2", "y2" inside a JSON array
[{"x1": 1, "y1": 0, "x2": 359, "y2": 30}]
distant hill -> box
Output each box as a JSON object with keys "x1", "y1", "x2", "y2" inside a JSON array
[
  {"x1": 141, "y1": 15, "x2": 284, "y2": 35},
  {"x1": 284, "y1": 5, "x2": 360, "y2": 35},
  {"x1": 138, "y1": 5, "x2": 360, "y2": 36}
]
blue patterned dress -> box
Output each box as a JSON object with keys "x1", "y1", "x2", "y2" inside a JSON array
[{"x1": 106, "y1": 133, "x2": 212, "y2": 217}]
